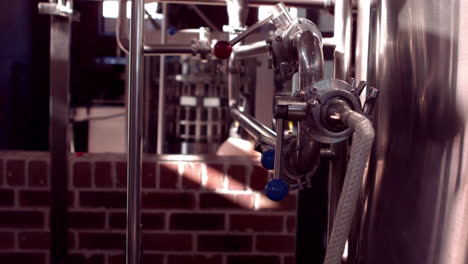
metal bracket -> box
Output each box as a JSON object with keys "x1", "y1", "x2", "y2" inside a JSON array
[{"x1": 38, "y1": 2, "x2": 80, "y2": 22}]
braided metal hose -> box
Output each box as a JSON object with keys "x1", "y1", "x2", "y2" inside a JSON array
[{"x1": 324, "y1": 110, "x2": 375, "y2": 264}]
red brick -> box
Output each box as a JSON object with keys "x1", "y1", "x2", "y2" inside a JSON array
[
  {"x1": 109, "y1": 254, "x2": 164, "y2": 264},
  {"x1": 170, "y1": 213, "x2": 224, "y2": 231},
  {"x1": 200, "y1": 193, "x2": 254, "y2": 209},
  {"x1": 68, "y1": 254, "x2": 105, "y2": 264},
  {"x1": 198, "y1": 235, "x2": 252, "y2": 252},
  {"x1": 68, "y1": 232, "x2": 76, "y2": 249},
  {"x1": 79, "y1": 233, "x2": 125, "y2": 250},
  {"x1": 28, "y1": 160, "x2": 48, "y2": 187},
  {"x1": 6, "y1": 160, "x2": 25, "y2": 186},
  {"x1": 0, "y1": 211, "x2": 44, "y2": 228},
  {"x1": 256, "y1": 235, "x2": 296, "y2": 253},
  {"x1": 250, "y1": 165, "x2": 269, "y2": 191},
  {"x1": 142, "y1": 162, "x2": 156, "y2": 188},
  {"x1": 168, "y1": 255, "x2": 222, "y2": 264},
  {"x1": 142, "y1": 233, "x2": 192, "y2": 251},
  {"x1": 142, "y1": 192, "x2": 195, "y2": 209},
  {"x1": 109, "y1": 212, "x2": 165, "y2": 230},
  {"x1": 230, "y1": 214, "x2": 283, "y2": 232},
  {"x1": 205, "y1": 164, "x2": 224, "y2": 190},
  {"x1": 227, "y1": 256, "x2": 280, "y2": 264},
  {"x1": 80, "y1": 191, "x2": 126, "y2": 208},
  {"x1": 115, "y1": 162, "x2": 127, "y2": 188},
  {"x1": 227, "y1": 165, "x2": 247, "y2": 190},
  {"x1": 257, "y1": 194, "x2": 297, "y2": 211},
  {"x1": 143, "y1": 254, "x2": 165, "y2": 263},
  {"x1": 284, "y1": 256, "x2": 295, "y2": 264},
  {"x1": 0, "y1": 189, "x2": 14, "y2": 206},
  {"x1": 94, "y1": 162, "x2": 112, "y2": 187},
  {"x1": 0, "y1": 232, "x2": 14, "y2": 249},
  {"x1": 286, "y1": 215, "x2": 297, "y2": 233},
  {"x1": 18, "y1": 231, "x2": 49, "y2": 249},
  {"x1": 0, "y1": 253, "x2": 45, "y2": 264},
  {"x1": 182, "y1": 162, "x2": 202, "y2": 189},
  {"x1": 73, "y1": 162, "x2": 91, "y2": 188},
  {"x1": 19, "y1": 190, "x2": 50, "y2": 207},
  {"x1": 69, "y1": 211, "x2": 105, "y2": 229},
  {"x1": 159, "y1": 162, "x2": 179, "y2": 189}
]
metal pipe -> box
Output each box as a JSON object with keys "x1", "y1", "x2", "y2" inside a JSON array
[
  {"x1": 295, "y1": 30, "x2": 324, "y2": 91},
  {"x1": 156, "y1": 3, "x2": 168, "y2": 154},
  {"x1": 333, "y1": 0, "x2": 353, "y2": 81},
  {"x1": 143, "y1": 44, "x2": 194, "y2": 55},
  {"x1": 148, "y1": 0, "x2": 336, "y2": 8},
  {"x1": 229, "y1": 14, "x2": 273, "y2": 46},
  {"x1": 355, "y1": 0, "x2": 371, "y2": 102},
  {"x1": 273, "y1": 118, "x2": 285, "y2": 179},
  {"x1": 230, "y1": 107, "x2": 277, "y2": 147},
  {"x1": 126, "y1": 0, "x2": 144, "y2": 263},
  {"x1": 322, "y1": 37, "x2": 335, "y2": 47},
  {"x1": 117, "y1": 0, "x2": 194, "y2": 55},
  {"x1": 226, "y1": 0, "x2": 248, "y2": 107},
  {"x1": 233, "y1": 41, "x2": 269, "y2": 59}
]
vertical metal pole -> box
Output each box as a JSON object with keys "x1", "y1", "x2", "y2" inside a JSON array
[
  {"x1": 333, "y1": 0, "x2": 352, "y2": 81},
  {"x1": 126, "y1": 0, "x2": 144, "y2": 263},
  {"x1": 329, "y1": 0, "x2": 353, "y2": 242},
  {"x1": 355, "y1": 0, "x2": 371, "y2": 102},
  {"x1": 49, "y1": 9, "x2": 71, "y2": 264},
  {"x1": 156, "y1": 3, "x2": 168, "y2": 154}
]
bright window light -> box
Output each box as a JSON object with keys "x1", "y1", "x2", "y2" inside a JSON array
[
  {"x1": 258, "y1": 6, "x2": 298, "y2": 21},
  {"x1": 289, "y1": 7, "x2": 298, "y2": 19},
  {"x1": 103, "y1": 0, "x2": 119, "y2": 18},
  {"x1": 103, "y1": 1, "x2": 161, "y2": 19},
  {"x1": 258, "y1": 6, "x2": 271, "y2": 21}
]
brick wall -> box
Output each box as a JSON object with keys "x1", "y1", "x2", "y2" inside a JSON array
[{"x1": 0, "y1": 152, "x2": 297, "y2": 264}]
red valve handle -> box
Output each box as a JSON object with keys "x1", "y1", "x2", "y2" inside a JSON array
[{"x1": 213, "y1": 41, "x2": 233, "y2": 60}]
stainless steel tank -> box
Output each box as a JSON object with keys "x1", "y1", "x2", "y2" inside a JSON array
[{"x1": 356, "y1": 0, "x2": 468, "y2": 263}]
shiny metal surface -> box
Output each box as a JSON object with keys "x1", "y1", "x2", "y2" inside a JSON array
[
  {"x1": 45, "y1": 3, "x2": 73, "y2": 262},
  {"x1": 357, "y1": 0, "x2": 468, "y2": 263},
  {"x1": 230, "y1": 107, "x2": 277, "y2": 148},
  {"x1": 156, "y1": 3, "x2": 168, "y2": 154},
  {"x1": 233, "y1": 41, "x2": 269, "y2": 59},
  {"x1": 333, "y1": 0, "x2": 352, "y2": 81},
  {"x1": 355, "y1": 0, "x2": 370, "y2": 98},
  {"x1": 116, "y1": 0, "x2": 195, "y2": 56},
  {"x1": 148, "y1": 0, "x2": 336, "y2": 8},
  {"x1": 126, "y1": 0, "x2": 145, "y2": 263}
]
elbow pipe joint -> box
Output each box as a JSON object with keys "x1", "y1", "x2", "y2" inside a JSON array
[{"x1": 268, "y1": 17, "x2": 324, "y2": 90}]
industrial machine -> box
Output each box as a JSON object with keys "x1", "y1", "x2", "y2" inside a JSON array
[{"x1": 40, "y1": 0, "x2": 468, "y2": 263}]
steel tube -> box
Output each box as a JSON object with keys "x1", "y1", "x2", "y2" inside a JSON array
[
  {"x1": 233, "y1": 41, "x2": 269, "y2": 59},
  {"x1": 148, "y1": 0, "x2": 336, "y2": 8},
  {"x1": 48, "y1": 10, "x2": 72, "y2": 264},
  {"x1": 273, "y1": 118, "x2": 285, "y2": 179},
  {"x1": 229, "y1": 14, "x2": 272, "y2": 46},
  {"x1": 296, "y1": 30, "x2": 324, "y2": 91},
  {"x1": 126, "y1": 0, "x2": 144, "y2": 263},
  {"x1": 333, "y1": 0, "x2": 353, "y2": 81},
  {"x1": 156, "y1": 3, "x2": 168, "y2": 154},
  {"x1": 117, "y1": 0, "x2": 194, "y2": 56},
  {"x1": 230, "y1": 107, "x2": 277, "y2": 147}
]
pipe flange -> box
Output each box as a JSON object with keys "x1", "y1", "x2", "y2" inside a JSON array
[{"x1": 303, "y1": 78, "x2": 362, "y2": 143}]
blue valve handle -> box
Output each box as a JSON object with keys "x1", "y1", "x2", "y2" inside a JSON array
[
  {"x1": 168, "y1": 26, "x2": 177, "y2": 36},
  {"x1": 265, "y1": 179, "x2": 289, "y2": 201},
  {"x1": 261, "y1": 149, "x2": 275, "y2": 170}
]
